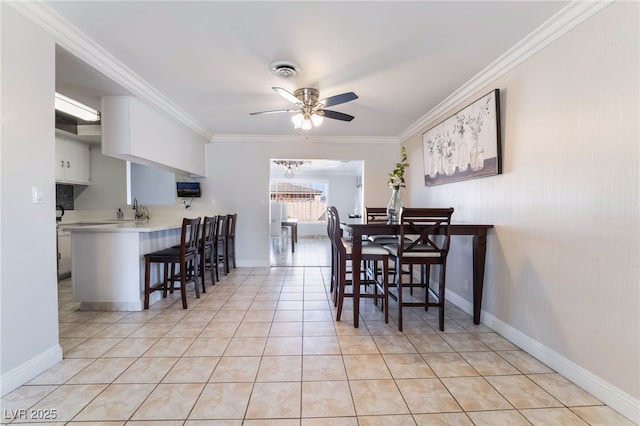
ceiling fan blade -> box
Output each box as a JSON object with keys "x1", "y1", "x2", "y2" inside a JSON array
[
  {"x1": 250, "y1": 109, "x2": 297, "y2": 115},
  {"x1": 322, "y1": 109, "x2": 355, "y2": 122},
  {"x1": 318, "y1": 92, "x2": 358, "y2": 108},
  {"x1": 272, "y1": 87, "x2": 301, "y2": 105}
]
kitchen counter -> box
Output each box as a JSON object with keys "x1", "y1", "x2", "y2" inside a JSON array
[
  {"x1": 68, "y1": 220, "x2": 183, "y2": 311},
  {"x1": 63, "y1": 220, "x2": 180, "y2": 233}
]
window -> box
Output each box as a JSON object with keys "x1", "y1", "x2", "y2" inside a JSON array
[{"x1": 270, "y1": 181, "x2": 327, "y2": 221}]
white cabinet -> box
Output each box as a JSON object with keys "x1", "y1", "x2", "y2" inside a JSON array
[
  {"x1": 57, "y1": 229, "x2": 71, "y2": 278},
  {"x1": 55, "y1": 136, "x2": 90, "y2": 185}
]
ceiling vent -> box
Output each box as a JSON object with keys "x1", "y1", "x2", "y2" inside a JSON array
[{"x1": 270, "y1": 61, "x2": 300, "y2": 78}]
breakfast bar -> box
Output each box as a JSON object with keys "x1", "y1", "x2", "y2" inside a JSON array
[{"x1": 67, "y1": 221, "x2": 182, "y2": 311}]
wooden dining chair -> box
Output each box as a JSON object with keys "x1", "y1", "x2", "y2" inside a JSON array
[
  {"x1": 365, "y1": 206, "x2": 413, "y2": 285},
  {"x1": 328, "y1": 206, "x2": 390, "y2": 323},
  {"x1": 383, "y1": 207, "x2": 454, "y2": 331},
  {"x1": 144, "y1": 217, "x2": 201, "y2": 309}
]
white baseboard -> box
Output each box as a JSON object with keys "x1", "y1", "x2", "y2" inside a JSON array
[
  {"x1": 446, "y1": 290, "x2": 639, "y2": 424},
  {"x1": 0, "y1": 345, "x2": 63, "y2": 397}
]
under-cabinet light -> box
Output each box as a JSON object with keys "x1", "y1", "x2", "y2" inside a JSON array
[{"x1": 55, "y1": 92, "x2": 101, "y2": 122}]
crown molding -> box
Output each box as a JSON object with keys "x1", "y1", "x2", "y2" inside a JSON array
[
  {"x1": 398, "y1": 0, "x2": 614, "y2": 142},
  {"x1": 9, "y1": 1, "x2": 611, "y2": 145},
  {"x1": 211, "y1": 134, "x2": 399, "y2": 144},
  {"x1": 7, "y1": 1, "x2": 214, "y2": 141}
]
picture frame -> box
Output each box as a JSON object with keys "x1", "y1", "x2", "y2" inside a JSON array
[{"x1": 423, "y1": 89, "x2": 501, "y2": 186}]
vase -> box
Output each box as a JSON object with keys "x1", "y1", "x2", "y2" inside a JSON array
[
  {"x1": 445, "y1": 154, "x2": 456, "y2": 176},
  {"x1": 428, "y1": 152, "x2": 438, "y2": 178},
  {"x1": 457, "y1": 138, "x2": 469, "y2": 172},
  {"x1": 469, "y1": 134, "x2": 484, "y2": 171},
  {"x1": 386, "y1": 187, "x2": 403, "y2": 224},
  {"x1": 437, "y1": 153, "x2": 445, "y2": 175}
]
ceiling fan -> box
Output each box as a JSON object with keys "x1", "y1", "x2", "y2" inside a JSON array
[{"x1": 250, "y1": 87, "x2": 358, "y2": 130}]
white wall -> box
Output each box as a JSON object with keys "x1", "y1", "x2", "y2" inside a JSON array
[
  {"x1": 206, "y1": 137, "x2": 400, "y2": 266},
  {"x1": 129, "y1": 162, "x2": 176, "y2": 206},
  {"x1": 74, "y1": 144, "x2": 127, "y2": 210},
  {"x1": 0, "y1": 5, "x2": 62, "y2": 395},
  {"x1": 403, "y1": 1, "x2": 638, "y2": 418},
  {"x1": 325, "y1": 174, "x2": 359, "y2": 220}
]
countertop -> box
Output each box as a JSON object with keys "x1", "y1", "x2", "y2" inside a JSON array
[{"x1": 61, "y1": 220, "x2": 181, "y2": 233}]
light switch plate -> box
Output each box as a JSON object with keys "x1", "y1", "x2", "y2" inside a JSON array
[{"x1": 32, "y1": 186, "x2": 45, "y2": 204}]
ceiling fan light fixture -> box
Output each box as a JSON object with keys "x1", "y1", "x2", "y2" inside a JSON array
[
  {"x1": 310, "y1": 113, "x2": 324, "y2": 127},
  {"x1": 251, "y1": 86, "x2": 357, "y2": 131},
  {"x1": 270, "y1": 61, "x2": 300, "y2": 78},
  {"x1": 291, "y1": 113, "x2": 304, "y2": 129},
  {"x1": 301, "y1": 118, "x2": 312, "y2": 130}
]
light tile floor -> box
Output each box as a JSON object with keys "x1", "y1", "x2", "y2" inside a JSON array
[{"x1": 1, "y1": 237, "x2": 635, "y2": 425}]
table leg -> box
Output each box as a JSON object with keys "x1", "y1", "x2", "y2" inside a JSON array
[
  {"x1": 291, "y1": 224, "x2": 296, "y2": 253},
  {"x1": 472, "y1": 233, "x2": 488, "y2": 324}
]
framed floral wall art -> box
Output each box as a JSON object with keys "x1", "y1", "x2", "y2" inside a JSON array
[{"x1": 423, "y1": 89, "x2": 502, "y2": 186}]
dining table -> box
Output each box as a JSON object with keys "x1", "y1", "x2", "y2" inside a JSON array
[
  {"x1": 340, "y1": 219, "x2": 494, "y2": 328},
  {"x1": 281, "y1": 219, "x2": 298, "y2": 253}
]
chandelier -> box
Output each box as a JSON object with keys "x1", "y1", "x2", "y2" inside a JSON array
[{"x1": 273, "y1": 160, "x2": 305, "y2": 178}]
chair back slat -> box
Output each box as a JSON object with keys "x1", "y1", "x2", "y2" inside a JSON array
[
  {"x1": 366, "y1": 207, "x2": 387, "y2": 223},
  {"x1": 216, "y1": 215, "x2": 227, "y2": 241},
  {"x1": 227, "y1": 214, "x2": 237, "y2": 237},
  {"x1": 180, "y1": 217, "x2": 201, "y2": 258},
  {"x1": 202, "y1": 216, "x2": 216, "y2": 246},
  {"x1": 398, "y1": 208, "x2": 454, "y2": 256}
]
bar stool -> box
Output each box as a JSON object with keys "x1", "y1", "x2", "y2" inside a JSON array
[
  {"x1": 199, "y1": 215, "x2": 217, "y2": 287},
  {"x1": 383, "y1": 208, "x2": 454, "y2": 331},
  {"x1": 215, "y1": 215, "x2": 229, "y2": 277},
  {"x1": 144, "y1": 217, "x2": 201, "y2": 309},
  {"x1": 327, "y1": 206, "x2": 390, "y2": 323}
]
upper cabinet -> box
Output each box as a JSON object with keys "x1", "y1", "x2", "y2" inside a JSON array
[{"x1": 55, "y1": 135, "x2": 90, "y2": 185}]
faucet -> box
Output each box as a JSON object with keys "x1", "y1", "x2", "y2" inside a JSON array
[
  {"x1": 133, "y1": 198, "x2": 147, "y2": 220},
  {"x1": 140, "y1": 205, "x2": 150, "y2": 220}
]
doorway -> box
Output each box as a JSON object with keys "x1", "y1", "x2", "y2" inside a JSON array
[{"x1": 268, "y1": 158, "x2": 363, "y2": 267}]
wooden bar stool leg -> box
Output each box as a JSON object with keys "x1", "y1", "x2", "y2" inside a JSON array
[
  {"x1": 424, "y1": 265, "x2": 431, "y2": 311},
  {"x1": 168, "y1": 263, "x2": 175, "y2": 294},
  {"x1": 199, "y1": 254, "x2": 207, "y2": 294},
  {"x1": 194, "y1": 258, "x2": 200, "y2": 299},
  {"x1": 438, "y1": 264, "x2": 446, "y2": 331},
  {"x1": 144, "y1": 257, "x2": 151, "y2": 309},
  {"x1": 336, "y1": 258, "x2": 347, "y2": 321},
  {"x1": 180, "y1": 261, "x2": 188, "y2": 309},
  {"x1": 162, "y1": 262, "x2": 169, "y2": 299},
  {"x1": 397, "y1": 262, "x2": 404, "y2": 332},
  {"x1": 383, "y1": 259, "x2": 389, "y2": 324}
]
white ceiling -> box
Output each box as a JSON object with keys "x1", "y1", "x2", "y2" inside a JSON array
[{"x1": 51, "y1": 1, "x2": 568, "y2": 140}]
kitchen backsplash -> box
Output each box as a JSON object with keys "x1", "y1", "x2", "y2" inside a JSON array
[{"x1": 56, "y1": 184, "x2": 74, "y2": 210}]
